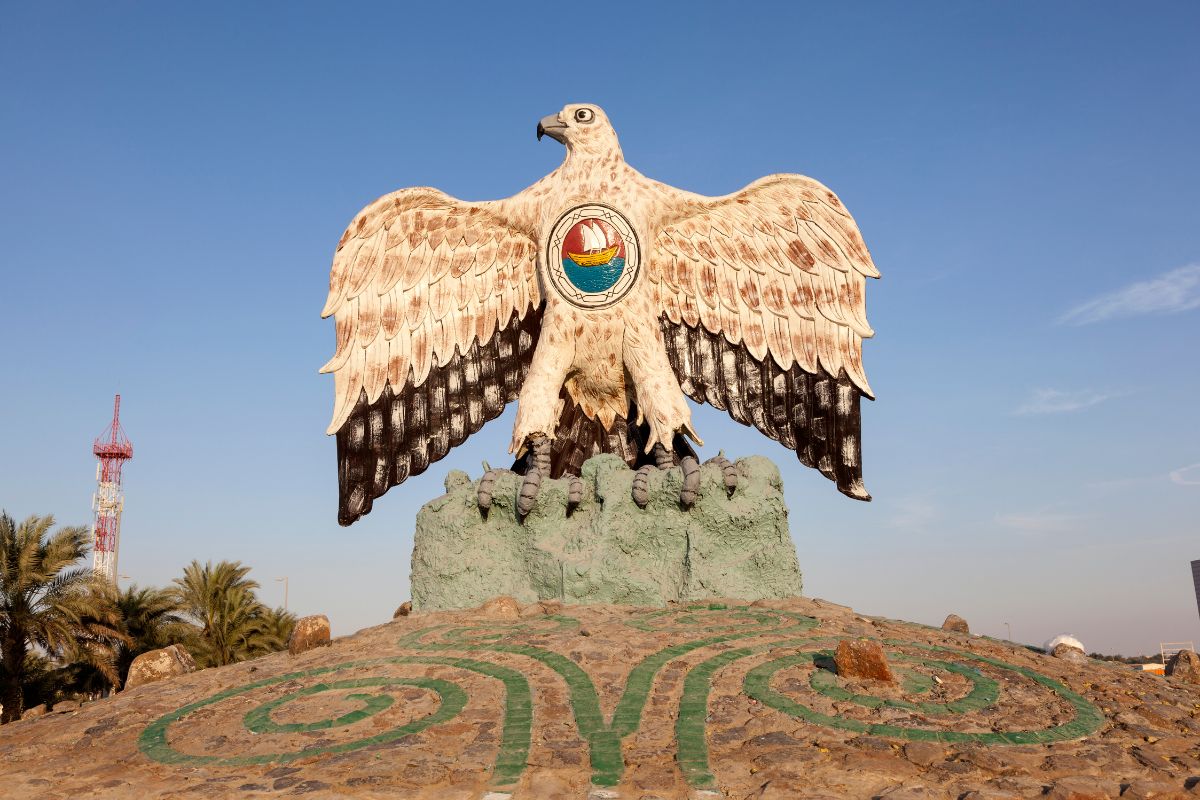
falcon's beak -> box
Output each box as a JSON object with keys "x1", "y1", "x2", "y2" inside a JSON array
[{"x1": 537, "y1": 114, "x2": 568, "y2": 144}]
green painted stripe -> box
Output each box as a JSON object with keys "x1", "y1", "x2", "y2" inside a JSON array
[
  {"x1": 625, "y1": 605, "x2": 815, "y2": 634},
  {"x1": 243, "y1": 679, "x2": 399, "y2": 733},
  {"x1": 675, "y1": 638, "x2": 819, "y2": 788},
  {"x1": 896, "y1": 667, "x2": 934, "y2": 695},
  {"x1": 676, "y1": 646, "x2": 756, "y2": 787}
]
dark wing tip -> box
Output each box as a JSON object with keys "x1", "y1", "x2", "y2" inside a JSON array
[{"x1": 839, "y1": 483, "x2": 872, "y2": 502}]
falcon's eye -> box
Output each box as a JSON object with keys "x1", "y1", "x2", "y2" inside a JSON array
[{"x1": 574, "y1": 108, "x2": 595, "y2": 124}]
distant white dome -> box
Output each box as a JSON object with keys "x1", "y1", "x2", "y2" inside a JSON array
[{"x1": 1044, "y1": 634, "x2": 1085, "y2": 654}]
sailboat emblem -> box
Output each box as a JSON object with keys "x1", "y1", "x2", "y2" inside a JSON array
[
  {"x1": 567, "y1": 221, "x2": 621, "y2": 267},
  {"x1": 546, "y1": 204, "x2": 641, "y2": 309}
]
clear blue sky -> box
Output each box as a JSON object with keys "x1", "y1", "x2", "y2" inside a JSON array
[{"x1": 2, "y1": 2, "x2": 1197, "y2": 655}]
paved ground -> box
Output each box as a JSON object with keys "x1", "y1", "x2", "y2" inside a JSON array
[{"x1": 3, "y1": 597, "x2": 1199, "y2": 799}]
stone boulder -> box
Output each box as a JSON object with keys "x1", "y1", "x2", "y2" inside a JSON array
[
  {"x1": 478, "y1": 595, "x2": 521, "y2": 621},
  {"x1": 288, "y1": 614, "x2": 331, "y2": 655},
  {"x1": 21, "y1": 705, "x2": 47, "y2": 721},
  {"x1": 941, "y1": 614, "x2": 969, "y2": 634},
  {"x1": 125, "y1": 644, "x2": 196, "y2": 690},
  {"x1": 1165, "y1": 649, "x2": 1200, "y2": 683},
  {"x1": 835, "y1": 639, "x2": 894, "y2": 682},
  {"x1": 411, "y1": 455, "x2": 803, "y2": 611},
  {"x1": 1051, "y1": 642, "x2": 1090, "y2": 665}
]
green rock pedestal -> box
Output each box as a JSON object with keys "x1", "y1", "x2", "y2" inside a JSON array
[{"x1": 410, "y1": 454, "x2": 802, "y2": 611}]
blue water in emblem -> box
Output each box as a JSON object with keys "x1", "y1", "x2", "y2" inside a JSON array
[{"x1": 562, "y1": 256, "x2": 624, "y2": 293}]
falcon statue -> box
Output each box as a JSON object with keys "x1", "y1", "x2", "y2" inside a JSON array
[{"x1": 322, "y1": 104, "x2": 879, "y2": 525}]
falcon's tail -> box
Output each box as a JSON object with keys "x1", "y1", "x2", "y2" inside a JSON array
[{"x1": 517, "y1": 393, "x2": 696, "y2": 478}]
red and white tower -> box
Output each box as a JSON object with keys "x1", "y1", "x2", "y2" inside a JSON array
[{"x1": 91, "y1": 395, "x2": 133, "y2": 583}]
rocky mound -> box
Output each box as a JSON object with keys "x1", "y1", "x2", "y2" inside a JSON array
[
  {"x1": 412, "y1": 455, "x2": 802, "y2": 611},
  {"x1": 3, "y1": 597, "x2": 1199, "y2": 799}
]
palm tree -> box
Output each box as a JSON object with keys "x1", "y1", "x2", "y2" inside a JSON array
[
  {"x1": 113, "y1": 585, "x2": 192, "y2": 687},
  {"x1": 0, "y1": 652, "x2": 60, "y2": 715},
  {"x1": 171, "y1": 561, "x2": 286, "y2": 667},
  {"x1": 259, "y1": 606, "x2": 297, "y2": 647},
  {"x1": 0, "y1": 512, "x2": 127, "y2": 723}
]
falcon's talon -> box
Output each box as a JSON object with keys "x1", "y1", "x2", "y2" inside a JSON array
[
  {"x1": 477, "y1": 469, "x2": 499, "y2": 516},
  {"x1": 515, "y1": 434, "x2": 551, "y2": 522},
  {"x1": 516, "y1": 466, "x2": 542, "y2": 520},
  {"x1": 566, "y1": 475, "x2": 584, "y2": 515},
  {"x1": 631, "y1": 465, "x2": 653, "y2": 508},
  {"x1": 679, "y1": 456, "x2": 700, "y2": 508},
  {"x1": 706, "y1": 455, "x2": 738, "y2": 498},
  {"x1": 638, "y1": 438, "x2": 701, "y2": 508},
  {"x1": 651, "y1": 442, "x2": 676, "y2": 470}
]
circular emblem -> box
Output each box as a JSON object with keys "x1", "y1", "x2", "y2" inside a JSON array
[{"x1": 545, "y1": 204, "x2": 640, "y2": 309}]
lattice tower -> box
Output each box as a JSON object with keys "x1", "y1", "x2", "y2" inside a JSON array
[{"x1": 91, "y1": 395, "x2": 133, "y2": 583}]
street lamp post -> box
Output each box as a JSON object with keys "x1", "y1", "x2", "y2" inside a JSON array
[{"x1": 275, "y1": 576, "x2": 289, "y2": 611}]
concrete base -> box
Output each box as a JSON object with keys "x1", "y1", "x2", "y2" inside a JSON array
[{"x1": 410, "y1": 454, "x2": 803, "y2": 611}]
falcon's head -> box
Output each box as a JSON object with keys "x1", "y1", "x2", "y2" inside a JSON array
[{"x1": 537, "y1": 104, "x2": 620, "y2": 157}]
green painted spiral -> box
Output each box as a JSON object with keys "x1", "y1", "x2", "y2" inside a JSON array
[
  {"x1": 676, "y1": 638, "x2": 1105, "y2": 788},
  {"x1": 138, "y1": 655, "x2": 531, "y2": 786}
]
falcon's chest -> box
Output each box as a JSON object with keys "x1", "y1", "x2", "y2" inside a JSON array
[{"x1": 538, "y1": 184, "x2": 649, "y2": 310}]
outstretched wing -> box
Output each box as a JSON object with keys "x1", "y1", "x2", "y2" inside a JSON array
[
  {"x1": 321, "y1": 188, "x2": 541, "y2": 525},
  {"x1": 647, "y1": 174, "x2": 879, "y2": 499}
]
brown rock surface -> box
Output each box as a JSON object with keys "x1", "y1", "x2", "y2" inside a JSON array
[
  {"x1": 941, "y1": 614, "x2": 970, "y2": 634},
  {"x1": 902, "y1": 740, "x2": 944, "y2": 766},
  {"x1": 287, "y1": 614, "x2": 331, "y2": 655},
  {"x1": 835, "y1": 638, "x2": 895, "y2": 682},
  {"x1": 1166, "y1": 649, "x2": 1200, "y2": 683},
  {"x1": 1, "y1": 597, "x2": 1198, "y2": 799},
  {"x1": 478, "y1": 595, "x2": 521, "y2": 621},
  {"x1": 1122, "y1": 779, "x2": 1193, "y2": 799},
  {"x1": 1043, "y1": 776, "x2": 1116, "y2": 799},
  {"x1": 125, "y1": 644, "x2": 197, "y2": 690}
]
